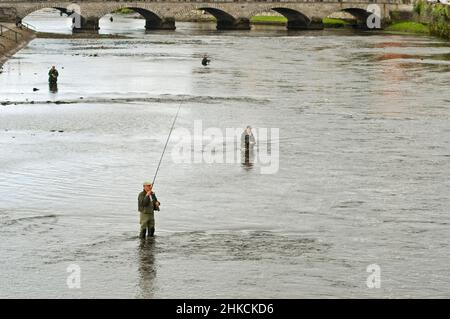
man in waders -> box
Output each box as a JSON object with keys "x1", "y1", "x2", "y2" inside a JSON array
[
  {"x1": 241, "y1": 125, "x2": 256, "y2": 149},
  {"x1": 48, "y1": 66, "x2": 59, "y2": 84},
  {"x1": 138, "y1": 182, "x2": 160, "y2": 239}
]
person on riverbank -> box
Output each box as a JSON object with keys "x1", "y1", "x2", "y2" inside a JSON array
[
  {"x1": 15, "y1": 17, "x2": 22, "y2": 28},
  {"x1": 138, "y1": 182, "x2": 160, "y2": 239},
  {"x1": 48, "y1": 66, "x2": 59, "y2": 84},
  {"x1": 201, "y1": 54, "x2": 210, "y2": 66}
]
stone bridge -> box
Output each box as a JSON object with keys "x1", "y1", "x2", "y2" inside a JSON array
[{"x1": 0, "y1": 0, "x2": 414, "y2": 31}]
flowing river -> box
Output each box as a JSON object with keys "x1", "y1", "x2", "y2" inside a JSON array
[{"x1": 0, "y1": 11, "x2": 449, "y2": 298}]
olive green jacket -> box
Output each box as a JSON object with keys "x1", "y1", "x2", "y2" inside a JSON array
[
  {"x1": 48, "y1": 69, "x2": 59, "y2": 83},
  {"x1": 138, "y1": 191, "x2": 159, "y2": 214}
]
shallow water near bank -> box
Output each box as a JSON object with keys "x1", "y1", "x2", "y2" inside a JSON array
[{"x1": 0, "y1": 13, "x2": 450, "y2": 298}]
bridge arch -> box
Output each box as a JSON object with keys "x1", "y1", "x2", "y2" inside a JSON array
[
  {"x1": 19, "y1": 6, "x2": 84, "y2": 33},
  {"x1": 197, "y1": 7, "x2": 250, "y2": 30},
  {"x1": 342, "y1": 8, "x2": 372, "y2": 26},
  {"x1": 247, "y1": 6, "x2": 323, "y2": 30},
  {"x1": 17, "y1": 3, "x2": 76, "y2": 19},
  {"x1": 271, "y1": 7, "x2": 310, "y2": 29},
  {"x1": 322, "y1": 7, "x2": 374, "y2": 29},
  {"x1": 17, "y1": 4, "x2": 105, "y2": 32},
  {"x1": 96, "y1": 5, "x2": 175, "y2": 30}
]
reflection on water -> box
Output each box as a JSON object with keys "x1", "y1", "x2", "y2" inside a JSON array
[
  {"x1": 1, "y1": 11, "x2": 450, "y2": 298},
  {"x1": 137, "y1": 239, "x2": 157, "y2": 298},
  {"x1": 241, "y1": 148, "x2": 254, "y2": 170}
]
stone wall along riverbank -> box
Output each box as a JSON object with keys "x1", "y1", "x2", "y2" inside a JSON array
[{"x1": 0, "y1": 23, "x2": 35, "y2": 67}]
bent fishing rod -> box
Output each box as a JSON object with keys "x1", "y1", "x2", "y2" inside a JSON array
[{"x1": 152, "y1": 101, "x2": 183, "y2": 187}]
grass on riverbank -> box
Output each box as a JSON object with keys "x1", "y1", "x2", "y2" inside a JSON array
[
  {"x1": 322, "y1": 18, "x2": 351, "y2": 28},
  {"x1": 385, "y1": 21, "x2": 429, "y2": 34},
  {"x1": 250, "y1": 16, "x2": 287, "y2": 25},
  {"x1": 113, "y1": 8, "x2": 135, "y2": 14},
  {"x1": 251, "y1": 16, "x2": 351, "y2": 27}
]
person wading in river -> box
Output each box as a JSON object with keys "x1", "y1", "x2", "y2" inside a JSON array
[
  {"x1": 48, "y1": 66, "x2": 59, "y2": 85},
  {"x1": 138, "y1": 182, "x2": 160, "y2": 239},
  {"x1": 201, "y1": 54, "x2": 210, "y2": 66},
  {"x1": 241, "y1": 125, "x2": 256, "y2": 150}
]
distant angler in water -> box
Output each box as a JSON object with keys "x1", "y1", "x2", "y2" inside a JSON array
[
  {"x1": 48, "y1": 65, "x2": 59, "y2": 93},
  {"x1": 201, "y1": 55, "x2": 211, "y2": 66}
]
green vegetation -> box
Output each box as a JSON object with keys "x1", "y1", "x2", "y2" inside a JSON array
[
  {"x1": 250, "y1": 15, "x2": 287, "y2": 25},
  {"x1": 322, "y1": 17, "x2": 350, "y2": 28},
  {"x1": 385, "y1": 21, "x2": 429, "y2": 34},
  {"x1": 430, "y1": 3, "x2": 450, "y2": 38},
  {"x1": 113, "y1": 8, "x2": 135, "y2": 14},
  {"x1": 250, "y1": 16, "x2": 352, "y2": 28},
  {"x1": 414, "y1": 0, "x2": 428, "y2": 16},
  {"x1": 413, "y1": 1, "x2": 450, "y2": 39}
]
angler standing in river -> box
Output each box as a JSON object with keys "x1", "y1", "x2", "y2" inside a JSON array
[
  {"x1": 48, "y1": 65, "x2": 59, "y2": 84},
  {"x1": 48, "y1": 66, "x2": 59, "y2": 93},
  {"x1": 241, "y1": 125, "x2": 256, "y2": 150},
  {"x1": 201, "y1": 54, "x2": 210, "y2": 66},
  {"x1": 138, "y1": 182, "x2": 160, "y2": 239}
]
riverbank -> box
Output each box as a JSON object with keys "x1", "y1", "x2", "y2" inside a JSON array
[
  {"x1": 385, "y1": 21, "x2": 429, "y2": 34},
  {"x1": 385, "y1": 2, "x2": 449, "y2": 39},
  {"x1": 0, "y1": 24, "x2": 36, "y2": 67},
  {"x1": 242, "y1": 12, "x2": 448, "y2": 39},
  {"x1": 414, "y1": 0, "x2": 450, "y2": 39},
  {"x1": 250, "y1": 16, "x2": 287, "y2": 25}
]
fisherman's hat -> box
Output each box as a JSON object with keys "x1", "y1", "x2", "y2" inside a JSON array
[{"x1": 143, "y1": 181, "x2": 153, "y2": 186}]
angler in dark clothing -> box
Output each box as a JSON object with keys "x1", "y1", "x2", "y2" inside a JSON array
[
  {"x1": 15, "y1": 17, "x2": 22, "y2": 28},
  {"x1": 241, "y1": 125, "x2": 256, "y2": 150},
  {"x1": 138, "y1": 181, "x2": 160, "y2": 239},
  {"x1": 240, "y1": 125, "x2": 256, "y2": 169},
  {"x1": 201, "y1": 55, "x2": 210, "y2": 66},
  {"x1": 48, "y1": 66, "x2": 59, "y2": 84}
]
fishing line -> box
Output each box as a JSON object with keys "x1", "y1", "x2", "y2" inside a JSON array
[{"x1": 152, "y1": 100, "x2": 183, "y2": 186}]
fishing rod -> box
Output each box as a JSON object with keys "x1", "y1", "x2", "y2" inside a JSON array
[{"x1": 152, "y1": 101, "x2": 183, "y2": 186}]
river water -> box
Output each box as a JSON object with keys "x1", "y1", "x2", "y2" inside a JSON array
[{"x1": 0, "y1": 12, "x2": 449, "y2": 298}]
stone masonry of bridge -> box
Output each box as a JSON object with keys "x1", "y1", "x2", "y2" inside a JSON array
[{"x1": 0, "y1": 1, "x2": 414, "y2": 31}]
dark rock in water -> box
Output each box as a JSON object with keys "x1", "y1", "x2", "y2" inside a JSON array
[
  {"x1": 33, "y1": 88, "x2": 39, "y2": 92},
  {"x1": 30, "y1": 101, "x2": 34, "y2": 104},
  {"x1": 50, "y1": 130, "x2": 56, "y2": 132},
  {"x1": 58, "y1": 130, "x2": 64, "y2": 133}
]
